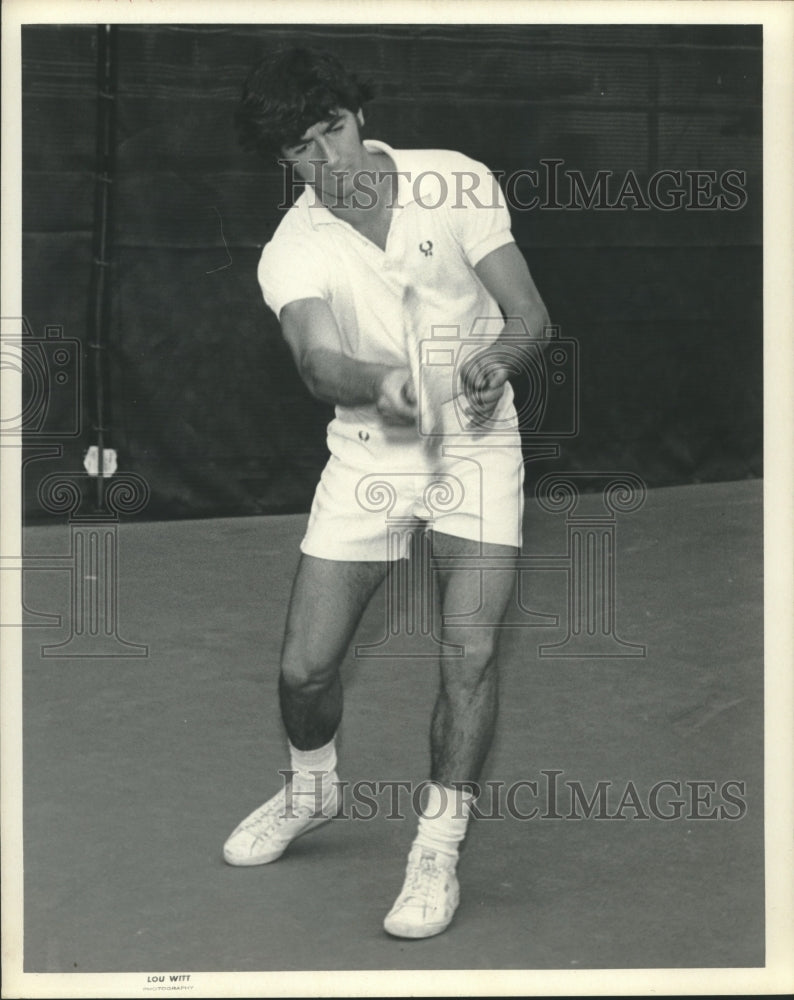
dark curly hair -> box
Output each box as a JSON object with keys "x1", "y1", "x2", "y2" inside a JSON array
[{"x1": 235, "y1": 46, "x2": 375, "y2": 159}]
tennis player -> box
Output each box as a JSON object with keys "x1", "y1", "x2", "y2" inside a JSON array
[{"x1": 225, "y1": 46, "x2": 550, "y2": 939}]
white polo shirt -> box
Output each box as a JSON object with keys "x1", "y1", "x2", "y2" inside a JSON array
[{"x1": 257, "y1": 141, "x2": 517, "y2": 465}]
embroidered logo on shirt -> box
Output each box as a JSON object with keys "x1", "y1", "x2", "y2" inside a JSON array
[{"x1": 419, "y1": 240, "x2": 433, "y2": 257}]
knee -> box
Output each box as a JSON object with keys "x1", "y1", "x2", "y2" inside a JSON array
[
  {"x1": 280, "y1": 642, "x2": 339, "y2": 697},
  {"x1": 441, "y1": 631, "x2": 499, "y2": 699},
  {"x1": 450, "y1": 628, "x2": 498, "y2": 672}
]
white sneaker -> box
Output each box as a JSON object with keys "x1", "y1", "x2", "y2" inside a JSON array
[
  {"x1": 223, "y1": 778, "x2": 340, "y2": 866},
  {"x1": 383, "y1": 846, "x2": 460, "y2": 939}
]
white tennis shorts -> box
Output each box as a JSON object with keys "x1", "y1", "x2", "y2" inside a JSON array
[{"x1": 300, "y1": 415, "x2": 525, "y2": 561}]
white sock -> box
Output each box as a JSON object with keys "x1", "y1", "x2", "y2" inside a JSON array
[
  {"x1": 288, "y1": 739, "x2": 337, "y2": 792},
  {"x1": 412, "y1": 782, "x2": 474, "y2": 861}
]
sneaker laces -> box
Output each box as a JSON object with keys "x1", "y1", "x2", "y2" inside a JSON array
[
  {"x1": 400, "y1": 850, "x2": 452, "y2": 904},
  {"x1": 240, "y1": 787, "x2": 327, "y2": 841}
]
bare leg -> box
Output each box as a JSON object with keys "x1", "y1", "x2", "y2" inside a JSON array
[
  {"x1": 279, "y1": 554, "x2": 389, "y2": 750},
  {"x1": 428, "y1": 531, "x2": 518, "y2": 788},
  {"x1": 382, "y1": 531, "x2": 517, "y2": 937},
  {"x1": 224, "y1": 553, "x2": 390, "y2": 866}
]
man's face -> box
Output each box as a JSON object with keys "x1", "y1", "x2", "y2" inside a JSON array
[{"x1": 281, "y1": 108, "x2": 367, "y2": 202}]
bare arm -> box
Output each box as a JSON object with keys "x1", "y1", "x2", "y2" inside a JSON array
[
  {"x1": 461, "y1": 243, "x2": 551, "y2": 421},
  {"x1": 474, "y1": 241, "x2": 551, "y2": 347},
  {"x1": 280, "y1": 297, "x2": 416, "y2": 423}
]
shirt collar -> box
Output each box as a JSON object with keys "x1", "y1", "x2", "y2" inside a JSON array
[{"x1": 301, "y1": 138, "x2": 415, "y2": 228}]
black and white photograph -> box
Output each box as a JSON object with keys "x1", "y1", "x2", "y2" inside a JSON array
[{"x1": 1, "y1": 1, "x2": 792, "y2": 996}]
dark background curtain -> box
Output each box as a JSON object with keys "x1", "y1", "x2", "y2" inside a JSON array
[{"x1": 21, "y1": 23, "x2": 762, "y2": 520}]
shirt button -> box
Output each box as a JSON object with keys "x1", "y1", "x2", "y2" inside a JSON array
[{"x1": 358, "y1": 430, "x2": 370, "y2": 442}]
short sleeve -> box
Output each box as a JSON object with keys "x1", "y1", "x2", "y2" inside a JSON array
[
  {"x1": 443, "y1": 153, "x2": 515, "y2": 267},
  {"x1": 257, "y1": 235, "x2": 328, "y2": 318}
]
